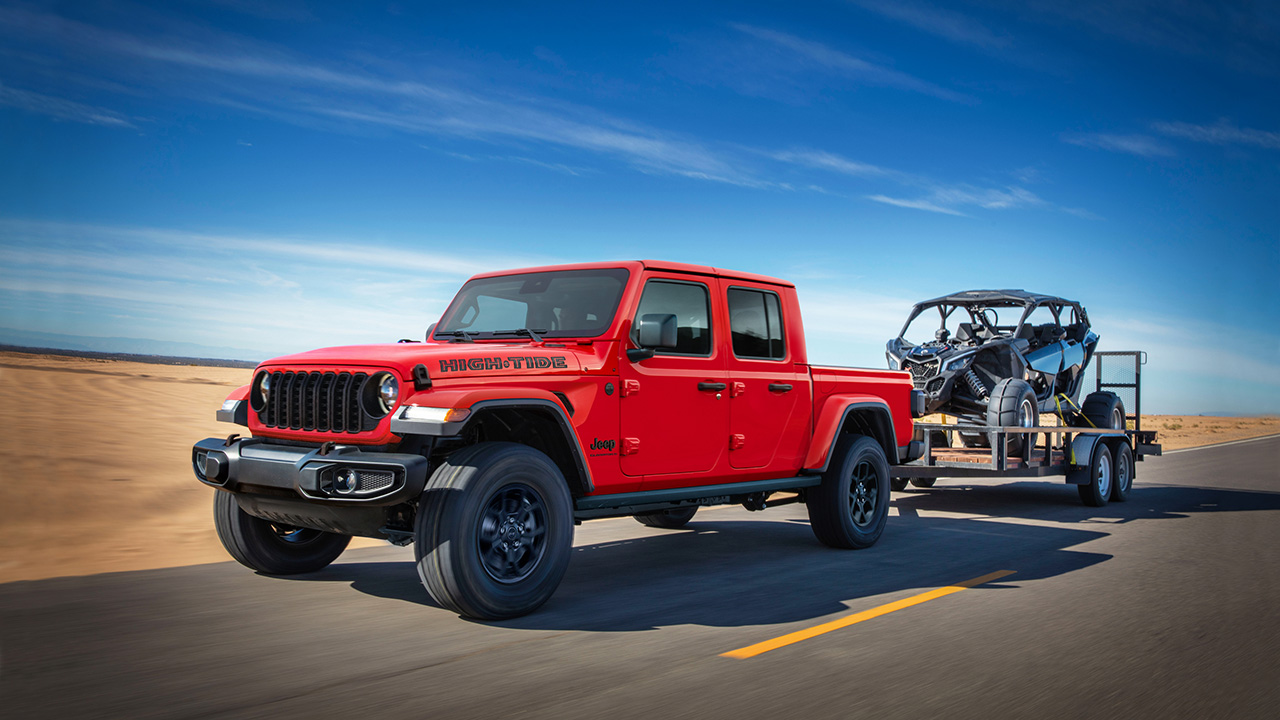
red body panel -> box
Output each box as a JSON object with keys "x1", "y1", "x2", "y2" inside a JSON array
[{"x1": 229, "y1": 260, "x2": 915, "y2": 497}]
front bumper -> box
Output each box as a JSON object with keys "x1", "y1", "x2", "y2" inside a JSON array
[{"x1": 192, "y1": 437, "x2": 430, "y2": 506}]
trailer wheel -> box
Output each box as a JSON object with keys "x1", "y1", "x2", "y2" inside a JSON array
[
  {"x1": 213, "y1": 491, "x2": 350, "y2": 575},
  {"x1": 634, "y1": 506, "x2": 698, "y2": 529},
  {"x1": 1080, "y1": 392, "x2": 1126, "y2": 430},
  {"x1": 891, "y1": 479, "x2": 909, "y2": 492},
  {"x1": 910, "y1": 478, "x2": 937, "y2": 488},
  {"x1": 1077, "y1": 443, "x2": 1113, "y2": 507},
  {"x1": 415, "y1": 442, "x2": 574, "y2": 620},
  {"x1": 987, "y1": 379, "x2": 1038, "y2": 455},
  {"x1": 808, "y1": 435, "x2": 890, "y2": 549},
  {"x1": 1110, "y1": 442, "x2": 1134, "y2": 502}
]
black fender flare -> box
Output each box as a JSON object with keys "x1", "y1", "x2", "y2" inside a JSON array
[{"x1": 393, "y1": 397, "x2": 593, "y2": 495}]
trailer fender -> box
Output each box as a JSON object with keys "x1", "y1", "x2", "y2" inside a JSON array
[{"x1": 1065, "y1": 434, "x2": 1105, "y2": 485}]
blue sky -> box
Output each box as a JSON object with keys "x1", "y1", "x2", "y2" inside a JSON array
[{"x1": 1, "y1": 0, "x2": 1277, "y2": 414}]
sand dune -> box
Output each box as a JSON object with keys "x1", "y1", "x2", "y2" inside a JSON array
[{"x1": 1, "y1": 350, "x2": 1275, "y2": 583}]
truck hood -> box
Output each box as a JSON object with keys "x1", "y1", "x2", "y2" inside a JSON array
[{"x1": 259, "y1": 342, "x2": 594, "y2": 379}]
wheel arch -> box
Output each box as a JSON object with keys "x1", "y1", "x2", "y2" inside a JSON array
[
  {"x1": 457, "y1": 399, "x2": 593, "y2": 496},
  {"x1": 392, "y1": 393, "x2": 593, "y2": 496},
  {"x1": 805, "y1": 398, "x2": 899, "y2": 473}
]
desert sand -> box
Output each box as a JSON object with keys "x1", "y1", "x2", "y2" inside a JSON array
[{"x1": 1, "y1": 350, "x2": 1276, "y2": 584}]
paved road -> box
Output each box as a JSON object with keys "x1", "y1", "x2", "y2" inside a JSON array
[{"x1": 3, "y1": 437, "x2": 1278, "y2": 719}]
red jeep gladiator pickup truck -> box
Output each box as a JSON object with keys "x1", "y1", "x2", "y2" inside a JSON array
[{"x1": 194, "y1": 261, "x2": 924, "y2": 618}]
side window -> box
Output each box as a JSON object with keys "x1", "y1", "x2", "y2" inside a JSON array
[
  {"x1": 728, "y1": 287, "x2": 786, "y2": 360},
  {"x1": 634, "y1": 280, "x2": 712, "y2": 355}
]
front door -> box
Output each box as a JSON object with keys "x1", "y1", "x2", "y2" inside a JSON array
[{"x1": 619, "y1": 276, "x2": 728, "y2": 480}]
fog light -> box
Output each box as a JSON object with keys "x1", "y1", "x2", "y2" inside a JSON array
[{"x1": 334, "y1": 468, "x2": 357, "y2": 495}]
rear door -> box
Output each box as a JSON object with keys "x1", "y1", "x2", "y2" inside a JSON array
[
  {"x1": 721, "y1": 282, "x2": 810, "y2": 470},
  {"x1": 619, "y1": 274, "x2": 729, "y2": 479}
]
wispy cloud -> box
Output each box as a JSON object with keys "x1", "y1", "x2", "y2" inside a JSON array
[
  {"x1": 866, "y1": 195, "x2": 968, "y2": 216},
  {"x1": 0, "y1": 218, "x2": 558, "y2": 358},
  {"x1": 846, "y1": 0, "x2": 1011, "y2": 49},
  {"x1": 0, "y1": 81, "x2": 135, "y2": 128},
  {"x1": 769, "y1": 147, "x2": 1058, "y2": 217},
  {"x1": 768, "y1": 149, "x2": 894, "y2": 178},
  {"x1": 0, "y1": 6, "x2": 766, "y2": 187},
  {"x1": 1153, "y1": 119, "x2": 1280, "y2": 150},
  {"x1": 729, "y1": 23, "x2": 974, "y2": 104},
  {"x1": 1062, "y1": 132, "x2": 1176, "y2": 157}
]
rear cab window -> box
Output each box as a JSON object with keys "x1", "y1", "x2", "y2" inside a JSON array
[{"x1": 727, "y1": 287, "x2": 785, "y2": 360}]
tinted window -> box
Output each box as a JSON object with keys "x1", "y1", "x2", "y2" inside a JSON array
[
  {"x1": 728, "y1": 288, "x2": 785, "y2": 360},
  {"x1": 634, "y1": 280, "x2": 711, "y2": 355},
  {"x1": 436, "y1": 268, "x2": 629, "y2": 339}
]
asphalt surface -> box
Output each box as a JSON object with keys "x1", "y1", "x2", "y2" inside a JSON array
[{"x1": 2, "y1": 437, "x2": 1278, "y2": 719}]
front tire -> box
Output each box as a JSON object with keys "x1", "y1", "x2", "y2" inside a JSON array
[
  {"x1": 987, "y1": 379, "x2": 1038, "y2": 456},
  {"x1": 415, "y1": 442, "x2": 574, "y2": 620},
  {"x1": 808, "y1": 435, "x2": 890, "y2": 549},
  {"x1": 213, "y1": 491, "x2": 351, "y2": 575},
  {"x1": 634, "y1": 506, "x2": 698, "y2": 529}
]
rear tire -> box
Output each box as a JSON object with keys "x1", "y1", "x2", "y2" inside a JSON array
[
  {"x1": 986, "y1": 379, "x2": 1038, "y2": 456},
  {"x1": 808, "y1": 435, "x2": 890, "y2": 549},
  {"x1": 1110, "y1": 442, "x2": 1134, "y2": 502},
  {"x1": 891, "y1": 478, "x2": 909, "y2": 492},
  {"x1": 1077, "y1": 443, "x2": 1113, "y2": 507},
  {"x1": 634, "y1": 506, "x2": 698, "y2": 529},
  {"x1": 415, "y1": 442, "x2": 574, "y2": 620},
  {"x1": 910, "y1": 478, "x2": 937, "y2": 488},
  {"x1": 213, "y1": 491, "x2": 350, "y2": 575},
  {"x1": 1081, "y1": 392, "x2": 1126, "y2": 430}
]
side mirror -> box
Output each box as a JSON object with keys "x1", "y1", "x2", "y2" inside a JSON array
[
  {"x1": 628, "y1": 313, "x2": 678, "y2": 362},
  {"x1": 637, "y1": 313, "x2": 677, "y2": 348},
  {"x1": 425, "y1": 322, "x2": 437, "y2": 342}
]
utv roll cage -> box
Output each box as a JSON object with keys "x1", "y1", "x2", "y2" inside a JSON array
[{"x1": 897, "y1": 290, "x2": 1091, "y2": 348}]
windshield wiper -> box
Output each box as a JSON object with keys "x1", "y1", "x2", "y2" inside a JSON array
[
  {"x1": 490, "y1": 328, "x2": 547, "y2": 342},
  {"x1": 441, "y1": 330, "x2": 475, "y2": 343}
]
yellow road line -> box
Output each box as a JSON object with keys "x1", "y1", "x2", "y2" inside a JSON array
[{"x1": 721, "y1": 569, "x2": 1016, "y2": 659}]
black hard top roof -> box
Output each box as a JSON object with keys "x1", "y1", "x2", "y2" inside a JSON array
[{"x1": 915, "y1": 289, "x2": 1078, "y2": 307}]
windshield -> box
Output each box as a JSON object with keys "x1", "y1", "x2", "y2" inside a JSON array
[
  {"x1": 900, "y1": 303, "x2": 1018, "y2": 345},
  {"x1": 434, "y1": 268, "x2": 630, "y2": 340}
]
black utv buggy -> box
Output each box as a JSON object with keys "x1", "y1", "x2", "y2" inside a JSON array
[{"x1": 886, "y1": 290, "x2": 1125, "y2": 453}]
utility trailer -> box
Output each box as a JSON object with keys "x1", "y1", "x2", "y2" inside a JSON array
[{"x1": 891, "y1": 351, "x2": 1162, "y2": 506}]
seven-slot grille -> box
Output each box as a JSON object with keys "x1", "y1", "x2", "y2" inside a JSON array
[{"x1": 259, "y1": 370, "x2": 368, "y2": 432}]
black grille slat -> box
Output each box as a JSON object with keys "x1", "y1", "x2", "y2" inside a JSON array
[
  {"x1": 258, "y1": 369, "x2": 367, "y2": 434},
  {"x1": 334, "y1": 373, "x2": 350, "y2": 433}
]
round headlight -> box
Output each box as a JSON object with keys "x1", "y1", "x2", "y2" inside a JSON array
[
  {"x1": 250, "y1": 371, "x2": 272, "y2": 412},
  {"x1": 378, "y1": 374, "x2": 399, "y2": 412}
]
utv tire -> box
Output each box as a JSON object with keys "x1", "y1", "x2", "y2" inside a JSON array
[
  {"x1": 1077, "y1": 443, "x2": 1113, "y2": 507},
  {"x1": 808, "y1": 435, "x2": 890, "y2": 549},
  {"x1": 891, "y1": 478, "x2": 909, "y2": 492},
  {"x1": 958, "y1": 431, "x2": 990, "y2": 449},
  {"x1": 415, "y1": 442, "x2": 573, "y2": 620},
  {"x1": 213, "y1": 491, "x2": 351, "y2": 575},
  {"x1": 634, "y1": 506, "x2": 698, "y2": 529},
  {"x1": 986, "y1": 379, "x2": 1039, "y2": 456},
  {"x1": 1110, "y1": 442, "x2": 1134, "y2": 502},
  {"x1": 1081, "y1": 392, "x2": 1126, "y2": 431}
]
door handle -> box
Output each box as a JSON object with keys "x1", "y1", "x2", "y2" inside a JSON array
[
  {"x1": 697, "y1": 382, "x2": 727, "y2": 392},
  {"x1": 768, "y1": 383, "x2": 794, "y2": 392}
]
